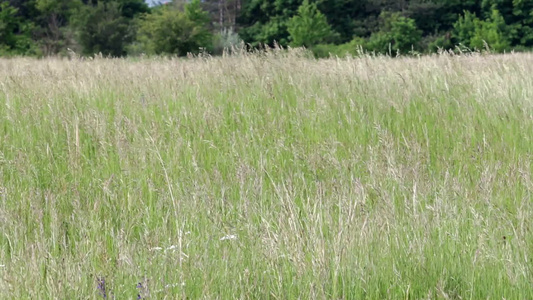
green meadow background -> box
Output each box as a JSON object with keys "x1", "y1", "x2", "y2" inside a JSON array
[{"x1": 0, "y1": 51, "x2": 532, "y2": 298}]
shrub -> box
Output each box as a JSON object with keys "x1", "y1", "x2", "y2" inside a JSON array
[
  {"x1": 453, "y1": 9, "x2": 511, "y2": 52},
  {"x1": 311, "y1": 37, "x2": 365, "y2": 58},
  {"x1": 366, "y1": 12, "x2": 422, "y2": 55},
  {"x1": 212, "y1": 28, "x2": 243, "y2": 55},
  {"x1": 135, "y1": 0, "x2": 212, "y2": 56},
  {"x1": 422, "y1": 34, "x2": 453, "y2": 53}
]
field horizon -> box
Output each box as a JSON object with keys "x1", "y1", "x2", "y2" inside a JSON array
[{"x1": 0, "y1": 50, "x2": 532, "y2": 299}]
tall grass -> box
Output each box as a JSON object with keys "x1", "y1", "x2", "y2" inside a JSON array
[{"x1": 0, "y1": 50, "x2": 532, "y2": 299}]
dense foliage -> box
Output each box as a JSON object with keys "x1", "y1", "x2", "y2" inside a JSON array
[
  {"x1": 1, "y1": 0, "x2": 533, "y2": 57},
  {"x1": 134, "y1": 0, "x2": 212, "y2": 55}
]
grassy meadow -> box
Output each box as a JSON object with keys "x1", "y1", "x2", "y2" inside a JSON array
[{"x1": 0, "y1": 50, "x2": 532, "y2": 299}]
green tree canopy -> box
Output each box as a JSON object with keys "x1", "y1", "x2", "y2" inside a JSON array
[
  {"x1": 2, "y1": 0, "x2": 533, "y2": 56},
  {"x1": 0, "y1": 2, "x2": 37, "y2": 55},
  {"x1": 135, "y1": 0, "x2": 212, "y2": 56},
  {"x1": 71, "y1": 0, "x2": 148, "y2": 56},
  {"x1": 33, "y1": 0, "x2": 81, "y2": 55},
  {"x1": 367, "y1": 12, "x2": 422, "y2": 54},
  {"x1": 453, "y1": 9, "x2": 511, "y2": 52},
  {"x1": 73, "y1": 1, "x2": 131, "y2": 56},
  {"x1": 287, "y1": 0, "x2": 335, "y2": 47}
]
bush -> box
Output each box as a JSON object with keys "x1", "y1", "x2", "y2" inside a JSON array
[
  {"x1": 366, "y1": 12, "x2": 422, "y2": 55},
  {"x1": 453, "y1": 11, "x2": 477, "y2": 46},
  {"x1": 470, "y1": 9, "x2": 511, "y2": 52},
  {"x1": 135, "y1": 0, "x2": 212, "y2": 56},
  {"x1": 453, "y1": 9, "x2": 511, "y2": 53},
  {"x1": 212, "y1": 28, "x2": 243, "y2": 55},
  {"x1": 311, "y1": 37, "x2": 365, "y2": 58},
  {"x1": 422, "y1": 34, "x2": 453, "y2": 53}
]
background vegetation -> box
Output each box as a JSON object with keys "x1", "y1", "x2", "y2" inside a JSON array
[
  {"x1": 0, "y1": 50, "x2": 532, "y2": 298},
  {"x1": 1, "y1": 0, "x2": 533, "y2": 57}
]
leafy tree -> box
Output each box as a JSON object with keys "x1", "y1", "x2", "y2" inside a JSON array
[
  {"x1": 3, "y1": 0, "x2": 533, "y2": 56},
  {"x1": 405, "y1": 0, "x2": 444, "y2": 33},
  {"x1": 479, "y1": 0, "x2": 533, "y2": 47},
  {"x1": 120, "y1": 0, "x2": 150, "y2": 18},
  {"x1": 72, "y1": 0, "x2": 148, "y2": 56},
  {"x1": 73, "y1": 1, "x2": 131, "y2": 56},
  {"x1": 4, "y1": 0, "x2": 41, "y2": 21},
  {"x1": 315, "y1": 0, "x2": 366, "y2": 42},
  {"x1": 0, "y1": 2, "x2": 37, "y2": 55},
  {"x1": 512, "y1": 0, "x2": 533, "y2": 46},
  {"x1": 471, "y1": 9, "x2": 510, "y2": 51},
  {"x1": 367, "y1": 12, "x2": 422, "y2": 54},
  {"x1": 453, "y1": 10, "x2": 478, "y2": 45},
  {"x1": 453, "y1": 9, "x2": 511, "y2": 52},
  {"x1": 184, "y1": 0, "x2": 211, "y2": 28},
  {"x1": 34, "y1": 0, "x2": 81, "y2": 55},
  {"x1": 136, "y1": 0, "x2": 212, "y2": 55},
  {"x1": 287, "y1": 0, "x2": 335, "y2": 47},
  {"x1": 430, "y1": 0, "x2": 482, "y2": 31},
  {"x1": 236, "y1": 0, "x2": 533, "y2": 53},
  {"x1": 237, "y1": 0, "x2": 301, "y2": 46},
  {"x1": 238, "y1": 0, "x2": 366, "y2": 46}
]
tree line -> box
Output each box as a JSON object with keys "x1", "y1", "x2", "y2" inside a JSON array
[{"x1": 1, "y1": 0, "x2": 532, "y2": 57}]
